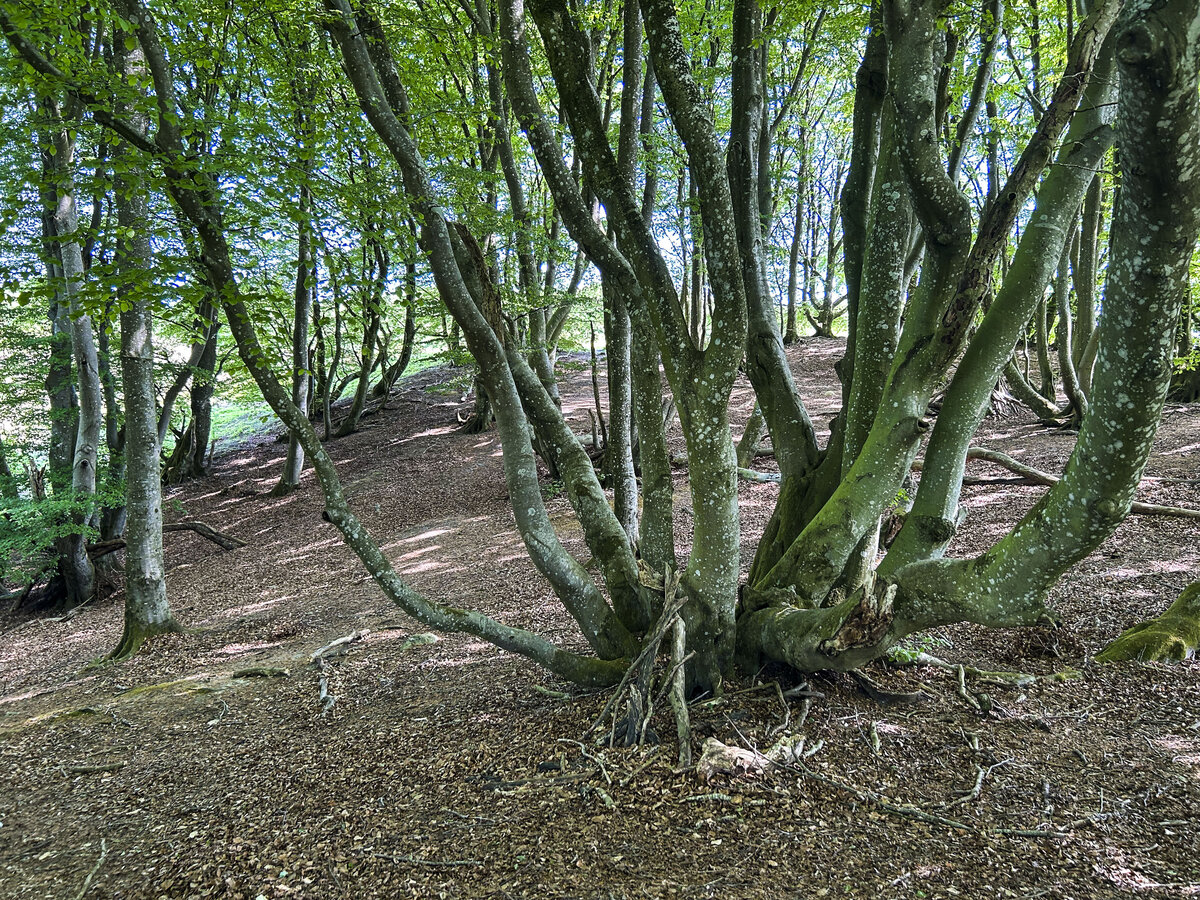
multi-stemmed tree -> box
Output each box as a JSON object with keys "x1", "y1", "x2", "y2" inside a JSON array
[{"x1": 3, "y1": 0, "x2": 1198, "y2": 689}]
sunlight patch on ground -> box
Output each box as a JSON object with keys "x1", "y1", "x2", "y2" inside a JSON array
[
  {"x1": 217, "y1": 597, "x2": 290, "y2": 619},
  {"x1": 1095, "y1": 851, "x2": 1200, "y2": 895},
  {"x1": 1163, "y1": 441, "x2": 1200, "y2": 457},
  {"x1": 209, "y1": 640, "x2": 285, "y2": 658},
  {"x1": 397, "y1": 559, "x2": 457, "y2": 576},
  {"x1": 395, "y1": 545, "x2": 441, "y2": 563},
  {"x1": 1154, "y1": 734, "x2": 1200, "y2": 769},
  {"x1": 396, "y1": 527, "x2": 454, "y2": 545}
]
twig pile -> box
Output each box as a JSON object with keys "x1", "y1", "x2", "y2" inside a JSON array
[{"x1": 589, "y1": 567, "x2": 694, "y2": 765}]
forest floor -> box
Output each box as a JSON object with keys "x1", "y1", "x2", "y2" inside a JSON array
[{"x1": 1, "y1": 340, "x2": 1199, "y2": 900}]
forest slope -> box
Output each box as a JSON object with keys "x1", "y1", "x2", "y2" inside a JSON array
[{"x1": 1, "y1": 341, "x2": 1198, "y2": 899}]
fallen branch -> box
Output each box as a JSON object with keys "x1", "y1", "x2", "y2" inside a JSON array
[
  {"x1": 850, "y1": 670, "x2": 931, "y2": 706},
  {"x1": 309, "y1": 630, "x2": 368, "y2": 718},
  {"x1": 231, "y1": 667, "x2": 289, "y2": 678},
  {"x1": 88, "y1": 520, "x2": 245, "y2": 559},
  {"x1": 668, "y1": 615, "x2": 692, "y2": 766},
  {"x1": 737, "y1": 467, "x2": 782, "y2": 483},
  {"x1": 163, "y1": 521, "x2": 246, "y2": 549},
  {"x1": 924, "y1": 448, "x2": 1200, "y2": 519},
  {"x1": 944, "y1": 760, "x2": 1010, "y2": 810},
  {"x1": 310, "y1": 629, "x2": 369, "y2": 663}
]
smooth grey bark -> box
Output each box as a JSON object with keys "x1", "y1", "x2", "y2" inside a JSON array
[
  {"x1": 508, "y1": 347, "x2": 654, "y2": 630},
  {"x1": 784, "y1": 154, "x2": 805, "y2": 345},
  {"x1": 883, "y1": 29, "x2": 1117, "y2": 569},
  {"x1": 97, "y1": 319, "x2": 127, "y2": 542},
  {"x1": 1054, "y1": 231, "x2": 1089, "y2": 424},
  {"x1": 45, "y1": 105, "x2": 100, "y2": 608},
  {"x1": 604, "y1": 0, "x2": 643, "y2": 544},
  {"x1": 110, "y1": 38, "x2": 177, "y2": 658},
  {"x1": 1073, "y1": 172, "x2": 1102, "y2": 367},
  {"x1": 629, "y1": 303, "x2": 675, "y2": 574},
  {"x1": 44, "y1": 295, "x2": 77, "y2": 498},
  {"x1": 605, "y1": 283, "x2": 638, "y2": 542},
  {"x1": 841, "y1": 113, "x2": 913, "y2": 474},
  {"x1": 837, "y1": 1, "x2": 888, "y2": 408},
  {"x1": 274, "y1": 184, "x2": 313, "y2": 494},
  {"x1": 1034, "y1": 294, "x2": 1057, "y2": 399},
  {"x1": 728, "y1": 0, "x2": 819, "y2": 485}
]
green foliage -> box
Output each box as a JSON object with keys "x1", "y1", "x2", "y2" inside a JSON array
[
  {"x1": 207, "y1": 399, "x2": 276, "y2": 453},
  {"x1": 0, "y1": 483, "x2": 116, "y2": 587},
  {"x1": 540, "y1": 478, "x2": 566, "y2": 502}
]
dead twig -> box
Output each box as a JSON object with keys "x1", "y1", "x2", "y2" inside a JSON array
[
  {"x1": 588, "y1": 567, "x2": 685, "y2": 745},
  {"x1": 315, "y1": 659, "x2": 336, "y2": 717},
  {"x1": 787, "y1": 759, "x2": 1068, "y2": 839},
  {"x1": 557, "y1": 738, "x2": 611, "y2": 786},
  {"x1": 74, "y1": 839, "x2": 108, "y2": 900},
  {"x1": 944, "y1": 760, "x2": 1011, "y2": 809},
  {"x1": 668, "y1": 615, "x2": 692, "y2": 766},
  {"x1": 768, "y1": 681, "x2": 791, "y2": 738},
  {"x1": 310, "y1": 629, "x2": 369, "y2": 662}
]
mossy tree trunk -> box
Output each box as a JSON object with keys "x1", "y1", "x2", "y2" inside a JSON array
[
  {"x1": 741, "y1": 0, "x2": 1200, "y2": 674},
  {"x1": 1097, "y1": 583, "x2": 1200, "y2": 663}
]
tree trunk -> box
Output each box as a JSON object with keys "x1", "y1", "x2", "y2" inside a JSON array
[
  {"x1": 110, "y1": 38, "x2": 178, "y2": 658},
  {"x1": 334, "y1": 237, "x2": 385, "y2": 438},
  {"x1": 274, "y1": 184, "x2": 314, "y2": 495},
  {"x1": 45, "y1": 105, "x2": 100, "y2": 609}
]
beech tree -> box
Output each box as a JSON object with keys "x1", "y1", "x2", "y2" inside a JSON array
[{"x1": 4, "y1": 0, "x2": 1199, "y2": 692}]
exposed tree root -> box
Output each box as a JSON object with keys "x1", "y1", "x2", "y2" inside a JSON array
[
  {"x1": 886, "y1": 647, "x2": 1080, "y2": 688},
  {"x1": 1096, "y1": 582, "x2": 1200, "y2": 662},
  {"x1": 73, "y1": 838, "x2": 108, "y2": 900},
  {"x1": 105, "y1": 616, "x2": 184, "y2": 663}
]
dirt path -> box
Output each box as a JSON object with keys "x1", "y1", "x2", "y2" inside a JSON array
[{"x1": 1, "y1": 342, "x2": 1198, "y2": 899}]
